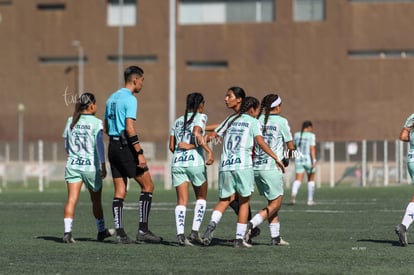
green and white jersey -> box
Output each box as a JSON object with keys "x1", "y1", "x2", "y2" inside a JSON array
[
  {"x1": 170, "y1": 112, "x2": 208, "y2": 167},
  {"x1": 216, "y1": 114, "x2": 262, "y2": 171},
  {"x1": 63, "y1": 115, "x2": 103, "y2": 172},
  {"x1": 253, "y1": 114, "x2": 292, "y2": 170},
  {"x1": 403, "y1": 114, "x2": 414, "y2": 162},
  {"x1": 294, "y1": 131, "x2": 316, "y2": 165}
]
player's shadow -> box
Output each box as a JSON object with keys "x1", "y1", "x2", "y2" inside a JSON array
[
  {"x1": 357, "y1": 238, "x2": 401, "y2": 247},
  {"x1": 36, "y1": 236, "x2": 98, "y2": 243},
  {"x1": 36, "y1": 236, "x2": 180, "y2": 246}
]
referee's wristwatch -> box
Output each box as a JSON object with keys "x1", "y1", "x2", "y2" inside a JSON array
[{"x1": 137, "y1": 149, "x2": 144, "y2": 155}]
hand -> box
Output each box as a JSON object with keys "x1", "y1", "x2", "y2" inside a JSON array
[
  {"x1": 137, "y1": 154, "x2": 147, "y2": 168},
  {"x1": 282, "y1": 158, "x2": 289, "y2": 167},
  {"x1": 205, "y1": 152, "x2": 214, "y2": 166},
  {"x1": 178, "y1": 142, "x2": 196, "y2": 150},
  {"x1": 100, "y1": 164, "x2": 107, "y2": 179},
  {"x1": 275, "y1": 159, "x2": 285, "y2": 173}
]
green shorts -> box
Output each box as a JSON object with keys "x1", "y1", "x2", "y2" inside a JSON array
[
  {"x1": 171, "y1": 165, "x2": 207, "y2": 187},
  {"x1": 65, "y1": 167, "x2": 102, "y2": 192},
  {"x1": 408, "y1": 162, "x2": 414, "y2": 184},
  {"x1": 254, "y1": 169, "x2": 284, "y2": 201},
  {"x1": 218, "y1": 169, "x2": 254, "y2": 199},
  {"x1": 295, "y1": 162, "x2": 316, "y2": 174}
]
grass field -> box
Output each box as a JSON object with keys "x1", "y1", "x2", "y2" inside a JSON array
[{"x1": 0, "y1": 181, "x2": 413, "y2": 274}]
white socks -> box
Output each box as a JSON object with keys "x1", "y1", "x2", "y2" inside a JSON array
[
  {"x1": 64, "y1": 218, "x2": 73, "y2": 233},
  {"x1": 250, "y1": 213, "x2": 264, "y2": 228},
  {"x1": 402, "y1": 202, "x2": 414, "y2": 229},
  {"x1": 269, "y1": 222, "x2": 281, "y2": 238},
  {"x1": 291, "y1": 180, "x2": 301, "y2": 197},
  {"x1": 211, "y1": 210, "x2": 223, "y2": 225},
  {"x1": 236, "y1": 223, "x2": 247, "y2": 240},
  {"x1": 308, "y1": 181, "x2": 315, "y2": 202},
  {"x1": 175, "y1": 205, "x2": 186, "y2": 235},
  {"x1": 192, "y1": 199, "x2": 206, "y2": 232}
]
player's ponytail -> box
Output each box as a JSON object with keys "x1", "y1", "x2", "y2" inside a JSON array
[
  {"x1": 182, "y1": 92, "x2": 204, "y2": 138},
  {"x1": 70, "y1": 93, "x2": 96, "y2": 129},
  {"x1": 259, "y1": 94, "x2": 279, "y2": 135},
  {"x1": 298, "y1": 120, "x2": 312, "y2": 149}
]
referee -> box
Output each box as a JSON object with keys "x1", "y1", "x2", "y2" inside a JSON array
[{"x1": 104, "y1": 66, "x2": 162, "y2": 244}]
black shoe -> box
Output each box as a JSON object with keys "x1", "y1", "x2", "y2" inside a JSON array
[
  {"x1": 97, "y1": 228, "x2": 115, "y2": 242},
  {"x1": 234, "y1": 238, "x2": 252, "y2": 248},
  {"x1": 62, "y1": 232, "x2": 75, "y2": 244},
  {"x1": 177, "y1": 234, "x2": 193, "y2": 246},
  {"x1": 187, "y1": 230, "x2": 202, "y2": 244},
  {"x1": 202, "y1": 221, "x2": 216, "y2": 246},
  {"x1": 395, "y1": 224, "x2": 408, "y2": 247},
  {"x1": 136, "y1": 230, "x2": 163, "y2": 243},
  {"x1": 115, "y1": 235, "x2": 133, "y2": 244},
  {"x1": 244, "y1": 222, "x2": 254, "y2": 244},
  {"x1": 270, "y1": 236, "x2": 290, "y2": 246}
]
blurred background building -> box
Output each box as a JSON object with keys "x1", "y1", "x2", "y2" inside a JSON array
[{"x1": 1, "y1": 0, "x2": 414, "y2": 164}]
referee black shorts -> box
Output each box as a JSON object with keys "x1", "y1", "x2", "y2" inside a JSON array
[{"x1": 108, "y1": 139, "x2": 148, "y2": 178}]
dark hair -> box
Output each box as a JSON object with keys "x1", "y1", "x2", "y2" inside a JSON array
[
  {"x1": 218, "y1": 96, "x2": 259, "y2": 136},
  {"x1": 298, "y1": 120, "x2": 313, "y2": 149},
  {"x1": 182, "y1": 92, "x2": 205, "y2": 136},
  {"x1": 124, "y1": 66, "x2": 144, "y2": 84},
  {"x1": 228, "y1": 86, "x2": 246, "y2": 99},
  {"x1": 70, "y1": 93, "x2": 96, "y2": 129},
  {"x1": 258, "y1": 94, "x2": 280, "y2": 134}
]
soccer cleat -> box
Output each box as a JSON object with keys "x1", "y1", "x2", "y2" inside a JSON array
[
  {"x1": 177, "y1": 234, "x2": 194, "y2": 247},
  {"x1": 62, "y1": 232, "x2": 76, "y2": 244},
  {"x1": 291, "y1": 196, "x2": 296, "y2": 206},
  {"x1": 97, "y1": 228, "x2": 115, "y2": 242},
  {"x1": 395, "y1": 224, "x2": 408, "y2": 247},
  {"x1": 202, "y1": 221, "x2": 216, "y2": 246},
  {"x1": 234, "y1": 238, "x2": 252, "y2": 248},
  {"x1": 188, "y1": 230, "x2": 202, "y2": 244},
  {"x1": 136, "y1": 230, "x2": 163, "y2": 243},
  {"x1": 115, "y1": 234, "x2": 133, "y2": 244},
  {"x1": 244, "y1": 222, "x2": 254, "y2": 244},
  {"x1": 270, "y1": 236, "x2": 290, "y2": 246},
  {"x1": 307, "y1": 200, "x2": 315, "y2": 206}
]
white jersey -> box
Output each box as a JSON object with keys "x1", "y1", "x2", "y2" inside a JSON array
[
  {"x1": 403, "y1": 114, "x2": 414, "y2": 163},
  {"x1": 294, "y1": 131, "x2": 316, "y2": 165},
  {"x1": 216, "y1": 113, "x2": 262, "y2": 171},
  {"x1": 254, "y1": 114, "x2": 292, "y2": 170},
  {"x1": 63, "y1": 115, "x2": 103, "y2": 172},
  {"x1": 170, "y1": 112, "x2": 208, "y2": 167}
]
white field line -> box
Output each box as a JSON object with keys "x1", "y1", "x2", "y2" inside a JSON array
[{"x1": 0, "y1": 201, "x2": 402, "y2": 213}]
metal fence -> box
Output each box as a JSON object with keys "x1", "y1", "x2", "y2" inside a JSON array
[{"x1": 0, "y1": 139, "x2": 411, "y2": 192}]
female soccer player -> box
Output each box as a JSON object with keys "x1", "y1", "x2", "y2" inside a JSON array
[
  {"x1": 245, "y1": 94, "x2": 294, "y2": 246},
  {"x1": 169, "y1": 92, "x2": 214, "y2": 246},
  {"x1": 290, "y1": 120, "x2": 317, "y2": 206},
  {"x1": 62, "y1": 93, "x2": 113, "y2": 243},
  {"x1": 201, "y1": 96, "x2": 285, "y2": 248},
  {"x1": 395, "y1": 113, "x2": 414, "y2": 246}
]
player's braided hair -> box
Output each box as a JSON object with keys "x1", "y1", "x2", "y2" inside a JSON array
[
  {"x1": 70, "y1": 93, "x2": 96, "y2": 130},
  {"x1": 220, "y1": 96, "x2": 260, "y2": 137},
  {"x1": 182, "y1": 92, "x2": 205, "y2": 139},
  {"x1": 258, "y1": 94, "x2": 280, "y2": 135}
]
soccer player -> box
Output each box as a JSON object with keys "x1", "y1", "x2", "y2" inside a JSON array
[
  {"x1": 201, "y1": 96, "x2": 285, "y2": 248},
  {"x1": 245, "y1": 94, "x2": 294, "y2": 246},
  {"x1": 62, "y1": 92, "x2": 114, "y2": 243},
  {"x1": 169, "y1": 92, "x2": 214, "y2": 246},
  {"x1": 205, "y1": 87, "x2": 261, "y2": 241},
  {"x1": 290, "y1": 121, "x2": 317, "y2": 206},
  {"x1": 104, "y1": 66, "x2": 162, "y2": 244},
  {"x1": 395, "y1": 113, "x2": 414, "y2": 246}
]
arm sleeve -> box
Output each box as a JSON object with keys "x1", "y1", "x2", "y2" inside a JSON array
[{"x1": 96, "y1": 130, "x2": 105, "y2": 164}]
